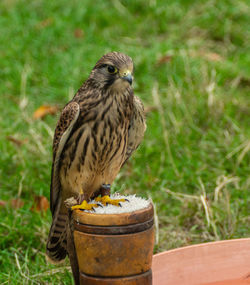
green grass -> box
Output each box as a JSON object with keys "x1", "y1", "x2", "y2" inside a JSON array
[{"x1": 0, "y1": 0, "x2": 249, "y2": 283}]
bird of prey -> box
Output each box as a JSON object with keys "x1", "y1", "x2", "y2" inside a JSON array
[{"x1": 46, "y1": 52, "x2": 146, "y2": 263}]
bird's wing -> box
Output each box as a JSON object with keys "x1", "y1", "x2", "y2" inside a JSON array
[
  {"x1": 123, "y1": 95, "x2": 146, "y2": 165},
  {"x1": 50, "y1": 101, "x2": 80, "y2": 215}
]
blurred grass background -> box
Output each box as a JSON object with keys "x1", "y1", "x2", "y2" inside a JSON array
[{"x1": 0, "y1": 0, "x2": 249, "y2": 283}]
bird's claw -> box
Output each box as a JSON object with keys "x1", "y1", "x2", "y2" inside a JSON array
[
  {"x1": 95, "y1": 195, "x2": 127, "y2": 207},
  {"x1": 71, "y1": 200, "x2": 99, "y2": 211},
  {"x1": 80, "y1": 207, "x2": 95, "y2": 212}
]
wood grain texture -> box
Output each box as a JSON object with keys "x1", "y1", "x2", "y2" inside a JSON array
[{"x1": 74, "y1": 226, "x2": 154, "y2": 277}]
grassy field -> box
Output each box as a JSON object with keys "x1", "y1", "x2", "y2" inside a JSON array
[{"x1": 0, "y1": 0, "x2": 249, "y2": 283}]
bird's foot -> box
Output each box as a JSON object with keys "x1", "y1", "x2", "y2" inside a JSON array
[
  {"x1": 71, "y1": 200, "x2": 99, "y2": 211},
  {"x1": 95, "y1": 195, "x2": 127, "y2": 207}
]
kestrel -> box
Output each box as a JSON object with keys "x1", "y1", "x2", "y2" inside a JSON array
[{"x1": 46, "y1": 52, "x2": 146, "y2": 263}]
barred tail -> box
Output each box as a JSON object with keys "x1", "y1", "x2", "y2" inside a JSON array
[{"x1": 46, "y1": 211, "x2": 68, "y2": 263}]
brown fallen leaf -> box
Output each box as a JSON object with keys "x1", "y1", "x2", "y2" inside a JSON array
[
  {"x1": 202, "y1": 51, "x2": 223, "y2": 62},
  {"x1": 36, "y1": 18, "x2": 53, "y2": 29},
  {"x1": 157, "y1": 54, "x2": 173, "y2": 65},
  {"x1": 190, "y1": 50, "x2": 223, "y2": 62},
  {"x1": 74, "y1": 28, "x2": 84, "y2": 38},
  {"x1": 0, "y1": 200, "x2": 7, "y2": 207},
  {"x1": 33, "y1": 105, "x2": 58, "y2": 120},
  {"x1": 0, "y1": 198, "x2": 24, "y2": 209},
  {"x1": 32, "y1": 195, "x2": 49, "y2": 212},
  {"x1": 11, "y1": 198, "x2": 24, "y2": 209},
  {"x1": 6, "y1": 136, "x2": 28, "y2": 147}
]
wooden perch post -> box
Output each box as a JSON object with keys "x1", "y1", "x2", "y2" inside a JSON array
[{"x1": 67, "y1": 201, "x2": 154, "y2": 285}]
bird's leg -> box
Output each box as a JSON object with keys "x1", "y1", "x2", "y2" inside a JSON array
[
  {"x1": 71, "y1": 189, "x2": 99, "y2": 211},
  {"x1": 95, "y1": 184, "x2": 127, "y2": 207},
  {"x1": 100, "y1": 183, "x2": 111, "y2": 197}
]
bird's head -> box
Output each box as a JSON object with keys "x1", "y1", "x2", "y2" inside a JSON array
[{"x1": 89, "y1": 52, "x2": 134, "y2": 91}]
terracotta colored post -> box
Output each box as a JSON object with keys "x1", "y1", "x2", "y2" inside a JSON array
[{"x1": 71, "y1": 203, "x2": 154, "y2": 285}]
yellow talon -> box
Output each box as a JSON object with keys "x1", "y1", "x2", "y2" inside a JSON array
[
  {"x1": 95, "y1": 195, "x2": 126, "y2": 206},
  {"x1": 71, "y1": 200, "x2": 99, "y2": 211}
]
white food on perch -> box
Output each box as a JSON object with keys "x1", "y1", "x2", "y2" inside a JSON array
[{"x1": 87, "y1": 194, "x2": 150, "y2": 214}]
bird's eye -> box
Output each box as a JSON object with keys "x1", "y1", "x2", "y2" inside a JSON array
[{"x1": 107, "y1": 65, "x2": 117, "y2": 74}]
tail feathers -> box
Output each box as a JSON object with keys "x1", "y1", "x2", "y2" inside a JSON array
[{"x1": 46, "y1": 212, "x2": 68, "y2": 263}]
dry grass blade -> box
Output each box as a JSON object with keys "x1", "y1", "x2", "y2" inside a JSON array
[
  {"x1": 111, "y1": 0, "x2": 129, "y2": 14},
  {"x1": 20, "y1": 65, "x2": 32, "y2": 104},
  {"x1": 199, "y1": 178, "x2": 211, "y2": 227},
  {"x1": 39, "y1": 120, "x2": 54, "y2": 139},
  {"x1": 18, "y1": 172, "x2": 26, "y2": 197},
  {"x1": 30, "y1": 266, "x2": 71, "y2": 278},
  {"x1": 237, "y1": 140, "x2": 250, "y2": 166},
  {"x1": 14, "y1": 253, "x2": 40, "y2": 284},
  {"x1": 214, "y1": 176, "x2": 239, "y2": 202},
  {"x1": 164, "y1": 188, "x2": 200, "y2": 202},
  {"x1": 226, "y1": 141, "x2": 248, "y2": 159},
  {"x1": 151, "y1": 198, "x2": 159, "y2": 245},
  {"x1": 6, "y1": 136, "x2": 28, "y2": 147},
  {"x1": 200, "y1": 195, "x2": 210, "y2": 227},
  {"x1": 28, "y1": 128, "x2": 47, "y2": 154}
]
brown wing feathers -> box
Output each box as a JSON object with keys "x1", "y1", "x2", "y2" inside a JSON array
[
  {"x1": 46, "y1": 102, "x2": 79, "y2": 262},
  {"x1": 50, "y1": 102, "x2": 80, "y2": 215}
]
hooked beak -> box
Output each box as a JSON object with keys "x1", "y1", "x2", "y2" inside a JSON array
[{"x1": 121, "y1": 71, "x2": 133, "y2": 85}]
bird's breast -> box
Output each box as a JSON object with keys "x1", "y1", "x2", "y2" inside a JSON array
[
  {"x1": 61, "y1": 96, "x2": 131, "y2": 175},
  {"x1": 59, "y1": 92, "x2": 133, "y2": 199}
]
